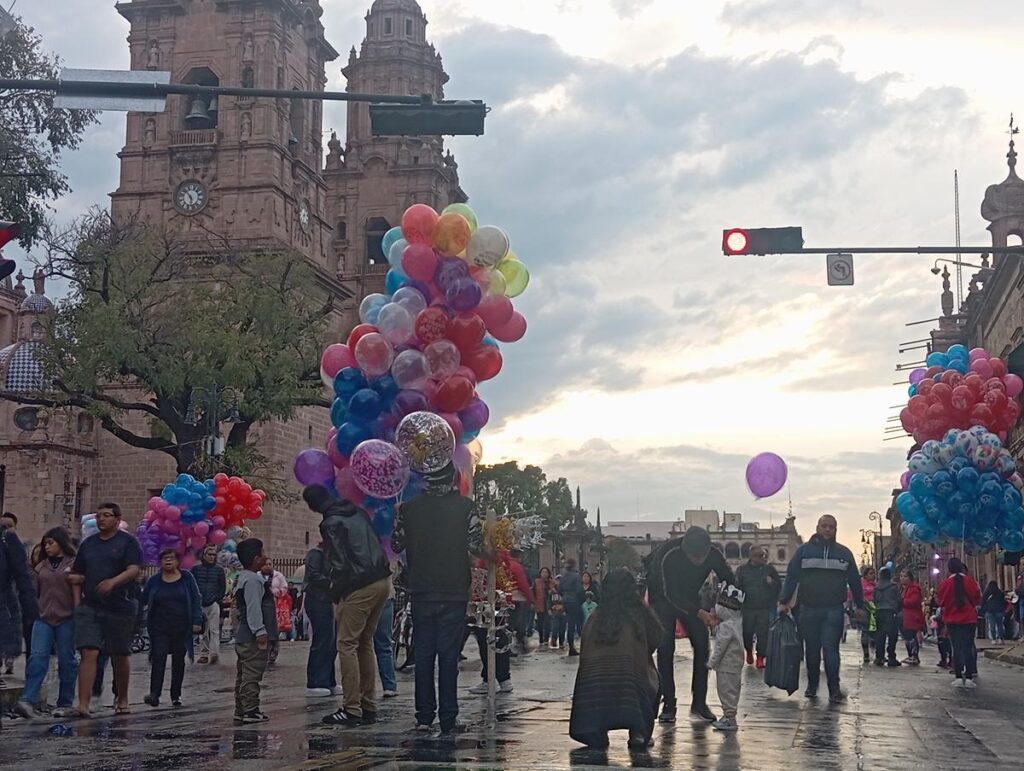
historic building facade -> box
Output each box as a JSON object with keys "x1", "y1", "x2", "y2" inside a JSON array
[{"x1": 0, "y1": 0, "x2": 466, "y2": 555}]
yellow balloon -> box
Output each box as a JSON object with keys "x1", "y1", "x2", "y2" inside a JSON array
[
  {"x1": 433, "y1": 212, "x2": 472, "y2": 256},
  {"x1": 497, "y1": 256, "x2": 530, "y2": 298},
  {"x1": 442, "y1": 203, "x2": 478, "y2": 234}
]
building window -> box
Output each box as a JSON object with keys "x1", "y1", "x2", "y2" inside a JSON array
[
  {"x1": 308, "y1": 425, "x2": 313, "y2": 442},
  {"x1": 405, "y1": 18, "x2": 413, "y2": 37},
  {"x1": 241, "y1": 66, "x2": 254, "y2": 89},
  {"x1": 724, "y1": 542, "x2": 740, "y2": 560},
  {"x1": 182, "y1": 67, "x2": 219, "y2": 129},
  {"x1": 336, "y1": 220, "x2": 347, "y2": 241},
  {"x1": 777, "y1": 547, "x2": 787, "y2": 562},
  {"x1": 77, "y1": 414, "x2": 94, "y2": 434},
  {"x1": 740, "y1": 543, "x2": 752, "y2": 559},
  {"x1": 365, "y1": 217, "x2": 391, "y2": 264},
  {"x1": 384, "y1": 17, "x2": 393, "y2": 35},
  {"x1": 305, "y1": 530, "x2": 310, "y2": 547},
  {"x1": 13, "y1": 407, "x2": 39, "y2": 432}
]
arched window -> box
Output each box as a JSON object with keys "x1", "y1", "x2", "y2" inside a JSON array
[
  {"x1": 336, "y1": 220, "x2": 348, "y2": 241},
  {"x1": 384, "y1": 17, "x2": 393, "y2": 35},
  {"x1": 740, "y1": 543, "x2": 752, "y2": 559},
  {"x1": 241, "y1": 66, "x2": 254, "y2": 89},
  {"x1": 289, "y1": 91, "x2": 304, "y2": 153},
  {"x1": 365, "y1": 217, "x2": 391, "y2": 264},
  {"x1": 724, "y1": 542, "x2": 740, "y2": 560},
  {"x1": 777, "y1": 547, "x2": 787, "y2": 562},
  {"x1": 182, "y1": 67, "x2": 219, "y2": 129},
  {"x1": 405, "y1": 18, "x2": 413, "y2": 37}
]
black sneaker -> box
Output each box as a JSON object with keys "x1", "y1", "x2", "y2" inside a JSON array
[
  {"x1": 690, "y1": 705, "x2": 717, "y2": 722},
  {"x1": 658, "y1": 705, "x2": 676, "y2": 723},
  {"x1": 322, "y1": 708, "x2": 361, "y2": 727},
  {"x1": 171, "y1": 698, "x2": 183, "y2": 708},
  {"x1": 874, "y1": 659, "x2": 885, "y2": 667},
  {"x1": 804, "y1": 686, "x2": 818, "y2": 699},
  {"x1": 439, "y1": 721, "x2": 467, "y2": 738},
  {"x1": 568, "y1": 648, "x2": 580, "y2": 657},
  {"x1": 828, "y1": 690, "x2": 847, "y2": 704},
  {"x1": 413, "y1": 723, "x2": 433, "y2": 734},
  {"x1": 887, "y1": 660, "x2": 902, "y2": 668},
  {"x1": 143, "y1": 694, "x2": 159, "y2": 708},
  {"x1": 361, "y1": 711, "x2": 377, "y2": 725},
  {"x1": 236, "y1": 710, "x2": 267, "y2": 724}
]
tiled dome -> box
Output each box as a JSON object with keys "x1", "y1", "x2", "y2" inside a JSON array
[
  {"x1": 370, "y1": 0, "x2": 422, "y2": 13},
  {"x1": 0, "y1": 341, "x2": 45, "y2": 392},
  {"x1": 20, "y1": 293, "x2": 53, "y2": 313}
]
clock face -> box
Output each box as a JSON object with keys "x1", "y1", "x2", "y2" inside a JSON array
[
  {"x1": 175, "y1": 180, "x2": 207, "y2": 214},
  {"x1": 299, "y1": 200, "x2": 311, "y2": 232}
]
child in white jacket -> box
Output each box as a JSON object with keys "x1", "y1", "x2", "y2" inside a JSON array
[{"x1": 708, "y1": 583, "x2": 745, "y2": 731}]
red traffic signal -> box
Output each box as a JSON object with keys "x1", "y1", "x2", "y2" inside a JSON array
[{"x1": 721, "y1": 226, "x2": 803, "y2": 256}]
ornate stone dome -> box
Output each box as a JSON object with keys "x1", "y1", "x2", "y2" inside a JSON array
[
  {"x1": 20, "y1": 292, "x2": 54, "y2": 314},
  {"x1": 370, "y1": 0, "x2": 423, "y2": 13},
  {"x1": 0, "y1": 340, "x2": 45, "y2": 392}
]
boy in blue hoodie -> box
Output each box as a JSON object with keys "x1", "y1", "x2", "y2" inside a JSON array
[{"x1": 233, "y1": 539, "x2": 276, "y2": 724}]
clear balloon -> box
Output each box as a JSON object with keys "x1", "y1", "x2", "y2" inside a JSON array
[
  {"x1": 359, "y1": 293, "x2": 389, "y2": 325},
  {"x1": 424, "y1": 339, "x2": 461, "y2": 381},
  {"x1": 395, "y1": 411, "x2": 456, "y2": 473},
  {"x1": 382, "y1": 226, "x2": 405, "y2": 258},
  {"x1": 497, "y1": 256, "x2": 530, "y2": 298},
  {"x1": 349, "y1": 440, "x2": 410, "y2": 499},
  {"x1": 354, "y1": 332, "x2": 394, "y2": 377},
  {"x1": 446, "y1": 275, "x2": 483, "y2": 312},
  {"x1": 392, "y1": 286, "x2": 428, "y2": 317},
  {"x1": 391, "y1": 349, "x2": 430, "y2": 391},
  {"x1": 466, "y1": 225, "x2": 510, "y2": 268},
  {"x1": 387, "y1": 238, "x2": 409, "y2": 270},
  {"x1": 376, "y1": 302, "x2": 415, "y2": 345}
]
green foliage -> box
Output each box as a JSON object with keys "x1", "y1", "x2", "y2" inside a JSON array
[
  {"x1": 0, "y1": 17, "x2": 96, "y2": 246},
  {"x1": 473, "y1": 462, "x2": 581, "y2": 534},
  {"x1": 22, "y1": 212, "x2": 332, "y2": 477},
  {"x1": 604, "y1": 536, "x2": 641, "y2": 571}
]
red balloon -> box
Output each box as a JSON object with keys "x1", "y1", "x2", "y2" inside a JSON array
[
  {"x1": 249, "y1": 507, "x2": 263, "y2": 520},
  {"x1": 990, "y1": 358, "x2": 1008, "y2": 378},
  {"x1": 477, "y1": 294, "x2": 514, "y2": 330},
  {"x1": 925, "y1": 366, "x2": 944, "y2": 380},
  {"x1": 926, "y1": 403, "x2": 948, "y2": 421},
  {"x1": 951, "y1": 385, "x2": 975, "y2": 412},
  {"x1": 917, "y1": 379, "x2": 935, "y2": 396},
  {"x1": 464, "y1": 344, "x2": 503, "y2": 382},
  {"x1": 931, "y1": 382, "x2": 953, "y2": 404},
  {"x1": 985, "y1": 389, "x2": 1008, "y2": 413},
  {"x1": 489, "y1": 312, "x2": 527, "y2": 343},
  {"x1": 454, "y1": 365, "x2": 478, "y2": 388},
  {"x1": 347, "y1": 323, "x2": 379, "y2": 351},
  {"x1": 435, "y1": 375, "x2": 475, "y2": 413},
  {"x1": 985, "y1": 377, "x2": 1006, "y2": 393},
  {"x1": 970, "y1": 403, "x2": 995, "y2": 427},
  {"x1": 402, "y1": 243, "x2": 439, "y2": 282},
  {"x1": 440, "y1": 412, "x2": 465, "y2": 442},
  {"x1": 908, "y1": 395, "x2": 929, "y2": 419},
  {"x1": 964, "y1": 373, "x2": 985, "y2": 394},
  {"x1": 446, "y1": 314, "x2": 487, "y2": 352},
  {"x1": 900, "y1": 407, "x2": 915, "y2": 433},
  {"x1": 415, "y1": 307, "x2": 449, "y2": 344},
  {"x1": 401, "y1": 204, "x2": 439, "y2": 246},
  {"x1": 214, "y1": 473, "x2": 229, "y2": 486}
]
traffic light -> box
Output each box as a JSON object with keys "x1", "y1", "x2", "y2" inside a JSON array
[
  {"x1": 722, "y1": 226, "x2": 803, "y2": 256},
  {"x1": 369, "y1": 100, "x2": 487, "y2": 137},
  {"x1": 0, "y1": 221, "x2": 20, "y2": 281}
]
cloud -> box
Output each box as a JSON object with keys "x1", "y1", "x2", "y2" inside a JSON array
[
  {"x1": 721, "y1": 0, "x2": 872, "y2": 29},
  {"x1": 609, "y1": 0, "x2": 656, "y2": 19}
]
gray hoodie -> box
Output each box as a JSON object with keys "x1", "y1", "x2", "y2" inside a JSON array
[{"x1": 873, "y1": 579, "x2": 900, "y2": 612}]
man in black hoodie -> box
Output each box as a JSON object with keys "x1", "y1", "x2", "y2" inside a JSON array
[
  {"x1": 645, "y1": 526, "x2": 735, "y2": 724},
  {"x1": 302, "y1": 485, "x2": 391, "y2": 728},
  {"x1": 734, "y1": 546, "x2": 781, "y2": 669},
  {"x1": 391, "y1": 463, "x2": 482, "y2": 736}
]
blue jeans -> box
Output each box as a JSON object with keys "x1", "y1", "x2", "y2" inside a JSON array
[
  {"x1": 23, "y1": 618, "x2": 78, "y2": 707},
  {"x1": 304, "y1": 593, "x2": 337, "y2": 690},
  {"x1": 411, "y1": 600, "x2": 466, "y2": 730},
  {"x1": 565, "y1": 603, "x2": 583, "y2": 649},
  {"x1": 374, "y1": 598, "x2": 397, "y2": 692},
  {"x1": 797, "y1": 605, "x2": 845, "y2": 696},
  {"x1": 985, "y1": 611, "x2": 1003, "y2": 641}
]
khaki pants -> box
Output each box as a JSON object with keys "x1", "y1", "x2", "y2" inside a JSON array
[
  {"x1": 336, "y1": 577, "x2": 390, "y2": 717},
  {"x1": 234, "y1": 642, "x2": 267, "y2": 715},
  {"x1": 200, "y1": 604, "x2": 221, "y2": 658}
]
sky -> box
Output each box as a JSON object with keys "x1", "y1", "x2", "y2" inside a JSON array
[{"x1": 15, "y1": 0, "x2": 1024, "y2": 555}]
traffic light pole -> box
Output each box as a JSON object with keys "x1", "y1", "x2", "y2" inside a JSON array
[{"x1": 781, "y1": 246, "x2": 1024, "y2": 256}]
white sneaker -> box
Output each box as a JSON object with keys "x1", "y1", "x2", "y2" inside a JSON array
[
  {"x1": 469, "y1": 681, "x2": 489, "y2": 695},
  {"x1": 951, "y1": 678, "x2": 965, "y2": 688},
  {"x1": 331, "y1": 685, "x2": 343, "y2": 696},
  {"x1": 498, "y1": 679, "x2": 514, "y2": 693},
  {"x1": 382, "y1": 690, "x2": 398, "y2": 698},
  {"x1": 712, "y1": 717, "x2": 738, "y2": 732},
  {"x1": 963, "y1": 678, "x2": 977, "y2": 689},
  {"x1": 305, "y1": 688, "x2": 332, "y2": 698}
]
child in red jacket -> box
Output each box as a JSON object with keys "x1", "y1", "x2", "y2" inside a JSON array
[
  {"x1": 898, "y1": 570, "x2": 926, "y2": 665},
  {"x1": 936, "y1": 557, "x2": 982, "y2": 688}
]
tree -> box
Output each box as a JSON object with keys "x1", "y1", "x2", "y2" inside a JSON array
[
  {"x1": 473, "y1": 463, "x2": 582, "y2": 535},
  {"x1": 0, "y1": 16, "x2": 97, "y2": 247},
  {"x1": 604, "y1": 536, "x2": 641, "y2": 572},
  {"x1": 1, "y1": 212, "x2": 334, "y2": 488},
  {"x1": 538, "y1": 477, "x2": 576, "y2": 533}
]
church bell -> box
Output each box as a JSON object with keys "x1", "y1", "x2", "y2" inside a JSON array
[{"x1": 184, "y1": 96, "x2": 211, "y2": 127}]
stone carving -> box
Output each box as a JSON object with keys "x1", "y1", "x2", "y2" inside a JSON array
[
  {"x1": 146, "y1": 40, "x2": 160, "y2": 69},
  {"x1": 240, "y1": 112, "x2": 252, "y2": 139},
  {"x1": 143, "y1": 118, "x2": 156, "y2": 146},
  {"x1": 243, "y1": 34, "x2": 255, "y2": 62}
]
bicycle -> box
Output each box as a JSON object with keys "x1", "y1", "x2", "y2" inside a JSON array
[{"x1": 392, "y1": 589, "x2": 414, "y2": 670}]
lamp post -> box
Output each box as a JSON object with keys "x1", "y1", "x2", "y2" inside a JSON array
[
  {"x1": 868, "y1": 511, "x2": 884, "y2": 567},
  {"x1": 859, "y1": 528, "x2": 872, "y2": 566},
  {"x1": 184, "y1": 385, "x2": 242, "y2": 476}
]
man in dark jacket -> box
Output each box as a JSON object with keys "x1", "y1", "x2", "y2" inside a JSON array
[
  {"x1": 191, "y1": 545, "x2": 227, "y2": 664},
  {"x1": 645, "y1": 526, "x2": 735, "y2": 724},
  {"x1": 0, "y1": 521, "x2": 37, "y2": 685},
  {"x1": 558, "y1": 558, "x2": 583, "y2": 656},
  {"x1": 735, "y1": 546, "x2": 781, "y2": 668},
  {"x1": 302, "y1": 543, "x2": 338, "y2": 697},
  {"x1": 391, "y1": 463, "x2": 482, "y2": 737},
  {"x1": 303, "y1": 485, "x2": 391, "y2": 728},
  {"x1": 779, "y1": 514, "x2": 865, "y2": 703}
]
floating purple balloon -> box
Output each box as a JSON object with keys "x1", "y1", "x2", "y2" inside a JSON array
[
  {"x1": 294, "y1": 448, "x2": 337, "y2": 487},
  {"x1": 908, "y1": 368, "x2": 927, "y2": 386},
  {"x1": 746, "y1": 452, "x2": 788, "y2": 499}
]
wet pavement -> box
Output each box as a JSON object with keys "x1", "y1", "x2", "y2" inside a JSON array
[{"x1": 2, "y1": 635, "x2": 1024, "y2": 770}]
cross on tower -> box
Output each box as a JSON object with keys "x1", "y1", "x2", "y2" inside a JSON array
[{"x1": 1008, "y1": 113, "x2": 1019, "y2": 171}]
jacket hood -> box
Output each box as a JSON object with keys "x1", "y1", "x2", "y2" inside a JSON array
[
  {"x1": 324, "y1": 498, "x2": 363, "y2": 519},
  {"x1": 423, "y1": 462, "x2": 457, "y2": 496},
  {"x1": 715, "y1": 604, "x2": 742, "y2": 622}
]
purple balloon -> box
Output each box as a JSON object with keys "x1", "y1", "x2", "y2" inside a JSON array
[
  {"x1": 459, "y1": 397, "x2": 490, "y2": 433},
  {"x1": 435, "y1": 257, "x2": 469, "y2": 293},
  {"x1": 294, "y1": 448, "x2": 337, "y2": 487},
  {"x1": 446, "y1": 276, "x2": 483, "y2": 312},
  {"x1": 746, "y1": 453, "x2": 788, "y2": 499},
  {"x1": 393, "y1": 389, "x2": 429, "y2": 416},
  {"x1": 908, "y1": 368, "x2": 927, "y2": 385}
]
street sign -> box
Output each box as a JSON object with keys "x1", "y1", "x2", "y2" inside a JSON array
[
  {"x1": 54, "y1": 68, "x2": 170, "y2": 112},
  {"x1": 827, "y1": 253, "x2": 854, "y2": 286}
]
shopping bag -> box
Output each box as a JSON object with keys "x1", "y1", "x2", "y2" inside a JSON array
[{"x1": 764, "y1": 613, "x2": 801, "y2": 695}]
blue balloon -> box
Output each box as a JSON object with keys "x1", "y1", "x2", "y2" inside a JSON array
[
  {"x1": 922, "y1": 496, "x2": 946, "y2": 523},
  {"x1": 909, "y1": 474, "x2": 930, "y2": 500},
  {"x1": 939, "y1": 515, "x2": 967, "y2": 538},
  {"x1": 973, "y1": 526, "x2": 998, "y2": 550},
  {"x1": 336, "y1": 422, "x2": 372, "y2": 456},
  {"x1": 896, "y1": 492, "x2": 925, "y2": 522},
  {"x1": 949, "y1": 358, "x2": 969, "y2": 374},
  {"x1": 926, "y1": 352, "x2": 949, "y2": 368},
  {"x1": 915, "y1": 522, "x2": 939, "y2": 543},
  {"x1": 381, "y1": 227, "x2": 404, "y2": 258},
  {"x1": 404, "y1": 472, "x2": 425, "y2": 499},
  {"x1": 948, "y1": 457, "x2": 969, "y2": 473},
  {"x1": 957, "y1": 467, "x2": 980, "y2": 497},
  {"x1": 205, "y1": 479, "x2": 217, "y2": 492},
  {"x1": 481, "y1": 335, "x2": 500, "y2": 349},
  {"x1": 348, "y1": 388, "x2": 383, "y2": 424},
  {"x1": 947, "y1": 344, "x2": 968, "y2": 360},
  {"x1": 1003, "y1": 485, "x2": 1023, "y2": 512},
  {"x1": 385, "y1": 268, "x2": 408, "y2": 295},
  {"x1": 979, "y1": 480, "x2": 1003, "y2": 511},
  {"x1": 946, "y1": 492, "x2": 973, "y2": 521},
  {"x1": 372, "y1": 507, "x2": 396, "y2": 537},
  {"x1": 931, "y1": 470, "x2": 955, "y2": 499},
  {"x1": 371, "y1": 374, "x2": 400, "y2": 403},
  {"x1": 334, "y1": 368, "x2": 369, "y2": 401},
  {"x1": 331, "y1": 397, "x2": 348, "y2": 428},
  {"x1": 1005, "y1": 506, "x2": 1024, "y2": 531},
  {"x1": 999, "y1": 529, "x2": 1024, "y2": 551},
  {"x1": 908, "y1": 384, "x2": 918, "y2": 397}
]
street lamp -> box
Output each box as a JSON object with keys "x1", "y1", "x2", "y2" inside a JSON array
[
  {"x1": 868, "y1": 511, "x2": 884, "y2": 566},
  {"x1": 185, "y1": 385, "x2": 242, "y2": 475},
  {"x1": 930, "y1": 258, "x2": 984, "y2": 275}
]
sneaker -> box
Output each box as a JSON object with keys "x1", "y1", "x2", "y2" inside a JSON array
[
  {"x1": 755, "y1": 656, "x2": 766, "y2": 669},
  {"x1": 469, "y1": 681, "x2": 489, "y2": 695},
  {"x1": 828, "y1": 690, "x2": 847, "y2": 704},
  {"x1": 874, "y1": 659, "x2": 885, "y2": 667},
  {"x1": 172, "y1": 698, "x2": 183, "y2": 708},
  {"x1": 197, "y1": 656, "x2": 209, "y2": 665},
  {"x1": 331, "y1": 685, "x2": 344, "y2": 696},
  {"x1": 143, "y1": 694, "x2": 159, "y2": 708},
  {"x1": 658, "y1": 705, "x2": 676, "y2": 723},
  {"x1": 498, "y1": 679, "x2": 514, "y2": 693},
  {"x1": 627, "y1": 731, "x2": 652, "y2": 748},
  {"x1": 863, "y1": 652, "x2": 870, "y2": 663},
  {"x1": 322, "y1": 708, "x2": 361, "y2": 727},
  {"x1": 305, "y1": 688, "x2": 332, "y2": 698},
  {"x1": 568, "y1": 648, "x2": 579, "y2": 657},
  {"x1": 690, "y1": 705, "x2": 717, "y2": 722},
  {"x1": 804, "y1": 687, "x2": 818, "y2": 699},
  {"x1": 52, "y1": 707, "x2": 75, "y2": 719},
  {"x1": 234, "y1": 710, "x2": 267, "y2": 724},
  {"x1": 963, "y1": 678, "x2": 977, "y2": 689},
  {"x1": 951, "y1": 678, "x2": 965, "y2": 688},
  {"x1": 548, "y1": 642, "x2": 557, "y2": 650},
  {"x1": 413, "y1": 723, "x2": 433, "y2": 733},
  {"x1": 745, "y1": 650, "x2": 754, "y2": 666},
  {"x1": 14, "y1": 700, "x2": 37, "y2": 719},
  {"x1": 382, "y1": 690, "x2": 398, "y2": 698},
  {"x1": 887, "y1": 659, "x2": 902, "y2": 667},
  {"x1": 439, "y1": 721, "x2": 466, "y2": 737},
  {"x1": 712, "y1": 717, "x2": 738, "y2": 732},
  {"x1": 361, "y1": 711, "x2": 377, "y2": 724}
]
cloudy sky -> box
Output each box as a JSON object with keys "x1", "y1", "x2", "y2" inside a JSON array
[{"x1": 19, "y1": 0, "x2": 1024, "y2": 552}]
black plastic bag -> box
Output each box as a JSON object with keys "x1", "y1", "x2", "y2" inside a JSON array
[{"x1": 764, "y1": 614, "x2": 802, "y2": 695}]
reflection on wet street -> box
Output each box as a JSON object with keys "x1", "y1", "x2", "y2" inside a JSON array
[{"x1": 3, "y1": 638, "x2": 1024, "y2": 770}]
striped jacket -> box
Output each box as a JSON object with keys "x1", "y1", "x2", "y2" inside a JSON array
[{"x1": 780, "y1": 535, "x2": 863, "y2": 609}]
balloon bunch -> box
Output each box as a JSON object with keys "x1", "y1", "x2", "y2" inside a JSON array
[
  {"x1": 897, "y1": 427, "x2": 1024, "y2": 553},
  {"x1": 900, "y1": 344, "x2": 1023, "y2": 443},
  {"x1": 135, "y1": 473, "x2": 265, "y2": 567},
  {"x1": 297, "y1": 203, "x2": 528, "y2": 539},
  {"x1": 80, "y1": 513, "x2": 128, "y2": 540}
]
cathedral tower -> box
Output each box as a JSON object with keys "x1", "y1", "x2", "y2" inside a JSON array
[{"x1": 325, "y1": 0, "x2": 467, "y2": 292}]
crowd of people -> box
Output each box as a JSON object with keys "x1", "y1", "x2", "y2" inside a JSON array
[{"x1": 0, "y1": 495, "x2": 1018, "y2": 750}]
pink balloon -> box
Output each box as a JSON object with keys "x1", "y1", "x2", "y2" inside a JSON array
[
  {"x1": 327, "y1": 439, "x2": 349, "y2": 469},
  {"x1": 970, "y1": 358, "x2": 994, "y2": 379},
  {"x1": 153, "y1": 498, "x2": 169, "y2": 512},
  {"x1": 212, "y1": 516, "x2": 226, "y2": 529},
  {"x1": 165, "y1": 506, "x2": 182, "y2": 521},
  {"x1": 969, "y1": 347, "x2": 988, "y2": 362},
  {"x1": 148, "y1": 497, "x2": 163, "y2": 511},
  {"x1": 746, "y1": 453, "x2": 788, "y2": 499},
  {"x1": 440, "y1": 412, "x2": 464, "y2": 442},
  {"x1": 180, "y1": 553, "x2": 197, "y2": 570},
  {"x1": 320, "y1": 344, "x2": 356, "y2": 380},
  {"x1": 193, "y1": 521, "x2": 210, "y2": 537},
  {"x1": 401, "y1": 243, "x2": 439, "y2": 282},
  {"x1": 144, "y1": 510, "x2": 156, "y2": 522},
  {"x1": 1004, "y1": 374, "x2": 1024, "y2": 399},
  {"x1": 209, "y1": 529, "x2": 227, "y2": 546},
  {"x1": 477, "y1": 294, "x2": 514, "y2": 329},
  {"x1": 190, "y1": 535, "x2": 207, "y2": 550},
  {"x1": 489, "y1": 312, "x2": 527, "y2": 343}
]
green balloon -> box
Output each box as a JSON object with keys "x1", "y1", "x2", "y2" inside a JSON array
[
  {"x1": 498, "y1": 257, "x2": 530, "y2": 298},
  {"x1": 442, "y1": 203, "x2": 478, "y2": 233}
]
